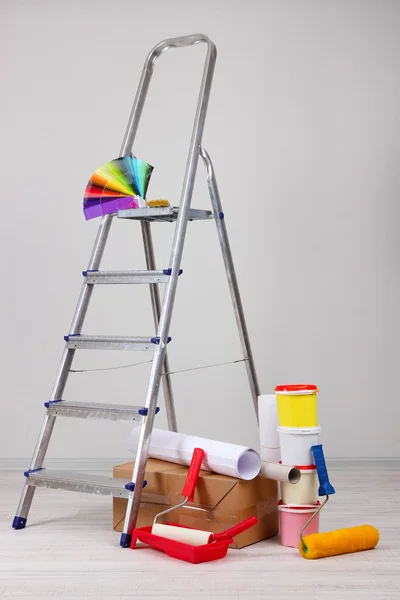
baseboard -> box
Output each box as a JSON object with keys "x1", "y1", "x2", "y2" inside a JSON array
[
  {"x1": 0, "y1": 457, "x2": 399, "y2": 471},
  {"x1": 327, "y1": 457, "x2": 400, "y2": 470},
  {"x1": 0, "y1": 458, "x2": 130, "y2": 471}
]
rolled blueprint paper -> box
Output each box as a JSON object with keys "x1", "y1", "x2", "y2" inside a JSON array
[
  {"x1": 258, "y1": 394, "x2": 280, "y2": 462},
  {"x1": 129, "y1": 428, "x2": 261, "y2": 480},
  {"x1": 259, "y1": 460, "x2": 301, "y2": 484}
]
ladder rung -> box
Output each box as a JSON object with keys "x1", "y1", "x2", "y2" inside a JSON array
[
  {"x1": 64, "y1": 335, "x2": 171, "y2": 351},
  {"x1": 23, "y1": 469, "x2": 143, "y2": 498},
  {"x1": 82, "y1": 269, "x2": 183, "y2": 284},
  {"x1": 117, "y1": 206, "x2": 213, "y2": 222},
  {"x1": 44, "y1": 400, "x2": 160, "y2": 421}
]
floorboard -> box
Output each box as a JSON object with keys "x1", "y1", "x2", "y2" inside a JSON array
[{"x1": 0, "y1": 467, "x2": 399, "y2": 599}]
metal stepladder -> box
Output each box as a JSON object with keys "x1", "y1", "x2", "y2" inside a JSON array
[{"x1": 13, "y1": 33, "x2": 260, "y2": 547}]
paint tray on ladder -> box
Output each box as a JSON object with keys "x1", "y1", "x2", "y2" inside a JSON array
[{"x1": 130, "y1": 447, "x2": 258, "y2": 563}]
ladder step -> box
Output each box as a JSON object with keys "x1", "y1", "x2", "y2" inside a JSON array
[
  {"x1": 44, "y1": 400, "x2": 160, "y2": 421},
  {"x1": 82, "y1": 269, "x2": 183, "y2": 284},
  {"x1": 23, "y1": 469, "x2": 143, "y2": 498},
  {"x1": 64, "y1": 334, "x2": 171, "y2": 351},
  {"x1": 118, "y1": 206, "x2": 213, "y2": 222}
]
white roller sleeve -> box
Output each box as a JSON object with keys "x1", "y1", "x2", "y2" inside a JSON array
[
  {"x1": 152, "y1": 523, "x2": 212, "y2": 546},
  {"x1": 129, "y1": 428, "x2": 261, "y2": 480},
  {"x1": 258, "y1": 394, "x2": 280, "y2": 462}
]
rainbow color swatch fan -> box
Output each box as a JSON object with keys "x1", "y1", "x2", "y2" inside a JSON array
[{"x1": 83, "y1": 156, "x2": 154, "y2": 220}]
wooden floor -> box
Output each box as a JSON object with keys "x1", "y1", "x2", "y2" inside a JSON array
[{"x1": 1, "y1": 466, "x2": 399, "y2": 599}]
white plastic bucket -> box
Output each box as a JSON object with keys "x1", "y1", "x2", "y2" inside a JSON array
[
  {"x1": 281, "y1": 465, "x2": 318, "y2": 505},
  {"x1": 278, "y1": 426, "x2": 321, "y2": 466}
]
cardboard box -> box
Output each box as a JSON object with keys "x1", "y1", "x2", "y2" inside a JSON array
[{"x1": 113, "y1": 459, "x2": 278, "y2": 549}]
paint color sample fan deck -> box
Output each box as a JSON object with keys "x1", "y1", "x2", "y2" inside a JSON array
[{"x1": 83, "y1": 156, "x2": 154, "y2": 220}]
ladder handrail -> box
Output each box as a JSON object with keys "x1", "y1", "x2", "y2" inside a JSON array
[
  {"x1": 120, "y1": 33, "x2": 217, "y2": 156},
  {"x1": 119, "y1": 34, "x2": 217, "y2": 545},
  {"x1": 119, "y1": 33, "x2": 216, "y2": 435}
]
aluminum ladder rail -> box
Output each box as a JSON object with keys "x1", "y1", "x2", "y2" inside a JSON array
[{"x1": 13, "y1": 34, "x2": 260, "y2": 547}]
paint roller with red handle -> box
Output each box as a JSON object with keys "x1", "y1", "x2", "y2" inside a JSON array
[
  {"x1": 151, "y1": 450, "x2": 258, "y2": 547},
  {"x1": 131, "y1": 448, "x2": 258, "y2": 562},
  {"x1": 151, "y1": 447, "x2": 211, "y2": 545}
]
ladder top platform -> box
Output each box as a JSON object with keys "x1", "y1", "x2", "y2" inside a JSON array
[{"x1": 117, "y1": 206, "x2": 213, "y2": 223}]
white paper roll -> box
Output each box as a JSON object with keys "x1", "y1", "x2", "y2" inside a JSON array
[
  {"x1": 258, "y1": 394, "x2": 280, "y2": 462},
  {"x1": 152, "y1": 523, "x2": 212, "y2": 546},
  {"x1": 129, "y1": 428, "x2": 261, "y2": 480},
  {"x1": 259, "y1": 460, "x2": 301, "y2": 484},
  {"x1": 260, "y1": 445, "x2": 281, "y2": 463}
]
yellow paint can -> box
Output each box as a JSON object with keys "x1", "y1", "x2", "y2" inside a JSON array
[{"x1": 275, "y1": 384, "x2": 319, "y2": 427}]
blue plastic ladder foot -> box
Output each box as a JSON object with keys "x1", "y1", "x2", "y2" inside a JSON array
[
  {"x1": 120, "y1": 533, "x2": 132, "y2": 548},
  {"x1": 12, "y1": 516, "x2": 27, "y2": 530}
]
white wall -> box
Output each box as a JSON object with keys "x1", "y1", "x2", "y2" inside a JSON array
[{"x1": 1, "y1": 0, "x2": 399, "y2": 462}]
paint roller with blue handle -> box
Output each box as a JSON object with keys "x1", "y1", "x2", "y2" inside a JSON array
[
  {"x1": 299, "y1": 444, "x2": 379, "y2": 559},
  {"x1": 299, "y1": 444, "x2": 335, "y2": 552}
]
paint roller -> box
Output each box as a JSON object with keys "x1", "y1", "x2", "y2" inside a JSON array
[
  {"x1": 152, "y1": 447, "x2": 208, "y2": 545},
  {"x1": 298, "y1": 444, "x2": 379, "y2": 559},
  {"x1": 152, "y1": 447, "x2": 258, "y2": 546}
]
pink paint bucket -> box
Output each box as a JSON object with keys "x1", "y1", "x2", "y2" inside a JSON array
[{"x1": 278, "y1": 501, "x2": 320, "y2": 548}]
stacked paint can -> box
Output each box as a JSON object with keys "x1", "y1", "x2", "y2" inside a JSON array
[{"x1": 275, "y1": 384, "x2": 321, "y2": 547}]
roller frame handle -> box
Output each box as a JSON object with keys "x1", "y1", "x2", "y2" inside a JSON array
[
  {"x1": 181, "y1": 448, "x2": 205, "y2": 502},
  {"x1": 311, "y1": 444, "x2": 335, "y2": 497},
  {"x1": 212, "y1": 516, "x2": 258, "y2": 542}
]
